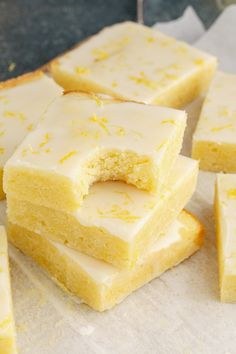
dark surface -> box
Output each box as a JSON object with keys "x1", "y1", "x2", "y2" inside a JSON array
[{"x1": 0, "y1": 0, "x2": 221, "y2": 81}]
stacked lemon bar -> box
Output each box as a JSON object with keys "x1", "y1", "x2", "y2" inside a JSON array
[
  {"x1": 0, "y1": 226, "x2": 17, "y2": 354},
  {"x1": 3, "y1": 91, "x2": 203, "y2": 311}
]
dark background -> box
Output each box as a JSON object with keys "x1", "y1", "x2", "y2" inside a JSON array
[{"x1": 0, "y1": 0, "x2": 220, "y2": 81}]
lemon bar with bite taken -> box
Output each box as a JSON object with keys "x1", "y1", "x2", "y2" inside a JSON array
[
  {"x1": 215, "y1": 173, "x2": 236, "y2": 302},
  {"x1": 0, "y1": 71, "x2": 62, "y2": 199},
  {"x1": 7, "y1": 155, "x2": 198, "y2": 269},
  {"x1": 192, "y1": 72, "x2": 236, "y2": 172},
  {"x1": 4, "y1": 92, "x2": 186, "y2": 211},
  {"x1": 8, "y1": 210, "x2": 204, "y2": 312},
  {"x1": 50, "y1": 21, "x2": 217, "y2": 108},
  {"x1": 0, "y1": 226, "x2": 17, "y2": 354}
]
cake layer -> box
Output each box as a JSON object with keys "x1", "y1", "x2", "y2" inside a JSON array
[
  {"x1": 4, "y1": 92, "x2": 186, "y2": 211},
  {"x1": 215, "y1": 174, "x2": 236, "y2": 302},
  {"x1": 50, "y1": 21, "x2": 217, "y2": 108},
  {"x1": 0, "y1": 70, "x2": 62, "y2": 199},
  {"x1": 0, "y1": 226, "x2": 17, "y2": 354},
  {"x1": 7, "y1": 155, "x2": 198, "y2": 269},
  {"x1": 8, "y1": 210, "x2": 204, "y2": 311},
  {"x1": 192, "y1": 72, "x2": 236, "y2": 172}
]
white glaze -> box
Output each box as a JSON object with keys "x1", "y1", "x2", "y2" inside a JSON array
[
  {"x1": 0, "y1": 73, "x2": 62, "y2": 167},
  {"x1": 6, "y1": 92, "x2": 186, "y2": 180}
]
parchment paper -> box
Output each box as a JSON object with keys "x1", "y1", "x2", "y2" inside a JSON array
[{"x1": 3, "y1": 6, "x2": 236, "y2": 354}]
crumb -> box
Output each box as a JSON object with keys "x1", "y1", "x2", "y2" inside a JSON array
[
  {"x1": 8, "y1": 62, "x2": 16, "y2": 72},
  {"x1": 79, "y1": 325, "x2": 94, "y2": 336}
]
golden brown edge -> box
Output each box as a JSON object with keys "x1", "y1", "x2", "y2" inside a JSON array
[{"x1": 0, "y1": 70, "x2": 45, "y2": 90}]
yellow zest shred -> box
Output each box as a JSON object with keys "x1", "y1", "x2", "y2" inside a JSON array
[
  {"x1": 21, "y1": 148, "x2": 27, "y2": 157},
  {"x1": 89, "y1": 114, "x2": 109, "y2": 134},
  {"x1": 59, "y1": 150, "x2": 78, "y2": 164},
  {"x1": 211, "y1": 124, "x2": 233, "y2": 132},
  {"x1": 129, "y1": 71, "x2": 157, "y2": 90},
  {"x1": 97, "y1": 204, "x2": 140, "y2": 223},
  {"x1": 3, "y1": 110, "x2": 26, "y2": 122},
  {"x1": 0, "y1": 131, "x2": 5, "y2": 138},
  {"x1": 114, "y1": 191, "x2": 133, "y2": 205},
  {"x1": 27, "y1": 124, "x2": 34, "y2": 132},
  {"x1": 147, "y1": 36, "x2": 155, "y2": 43},
  {"x1": 0, "y1": 316, "x2": 11, "y2": 329},
  {"x1": 29, "y1": 145, "x2": 40, "y2": 155},
  {"x1": 0, "y1": 147, "x2": 5, "y2": 154},
  {"x1": 156, "y1": 139, "x2": 167, "y2": 151},
  {"x1": 161, "y1": 119, "x2": 175, "y2": 125},
  {"x1": 175, "y1": 45, "x2": 188, "y2": 54},
  {"x1": 218, "y1": 107, "x2": 229, "y2": 117},
  {"x1": 227, "y1": 189, "x2": 236, "y2": 199},
  {"x1": 74, "y1": 66, "x2": 91, "y2": 75},
  {"x1": 193, "y1": 58, "x2": 204, "y2": 65},
  {"x1": 79, "y1": 131, "x2": 89, "y2": 137},
  {"x1": 116, "y1": 127, "x2": 125, "y2": 136},
  {"x1": 39, "y1": 133, "x2": 51, "y2": 148},
  {"x1": 91, "y1": 93, "x2": 103, "y2": 107},
  {"x1": 163, "y1": 72, "x2": 178, "y2": 80},
  {"x1": 92, "y1": 48, "x2": 110, "y2": 61}
]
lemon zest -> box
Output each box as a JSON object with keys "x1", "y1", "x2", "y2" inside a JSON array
[{"x1": 59, "y1": 150, "x2": 77, "y2": 164}]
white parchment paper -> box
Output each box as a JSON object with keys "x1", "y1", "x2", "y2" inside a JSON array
[
  {"x1": 3, "y1": 6, "x2": 236, "y2": 354},
  {"x1": 196, "y1": 5, "x2": 236, "y2": 73},
  {"x1": 154, "y1": 6, "x2": 205, "y2": 43}
]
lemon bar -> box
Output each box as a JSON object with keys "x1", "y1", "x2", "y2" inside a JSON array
[
  {"x1": 0, "y1": 226, "x2": 17, "y2": 354},
  {"x1": 192, "y1": 72, "x2": 236, "y2": 172},
  {"x1": 7, "y1": 155, "x2": 198, "y2": 269},
  {"x1": 0, "y1": 71, "x2": 62, "y2": 199},
  {"x1": 4, "y1": 92, "x2": 186, "y2": 212},
  {"x1": 50, "y1": 21, "x2": 217, "y2": 108},
  {"x1": 215, "y1": 173, "x2": 236, "y2": 302},
  {"x1": 8, "y1": 210, "x2": 204, "y2": 311}
]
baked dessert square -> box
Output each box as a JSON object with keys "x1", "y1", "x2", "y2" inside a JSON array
[
  {"x1": 0, "y1": 226, "x2": 17, "y2": 354},
  {"x1": 8, "y1": 210, "x2": 204, "y2": 311},
  {"x1": 7, "y1": 155, "x2": 198, "y2": 269},
  {"x1": 50, "y1": 21, "x2": 217, "y2": 108},
  {"x1": 215, "y1": 173, "x2": 236, "y2": 302},
  {"x1": 0, "y1": 70, "x2": 62, "y2": 199},
  {"x1": 4, "y1": 92, "x2": 186, "y2": 212},
  {"x1": 192, "y1": 72, "x2": 236, "y2": 172}
]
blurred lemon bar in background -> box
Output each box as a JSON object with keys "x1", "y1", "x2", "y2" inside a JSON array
[
  {"x1": 0, "y1": 71, "x2": 62, "y2": 199},
  {"x1": 7, "y1": 155, "x2": 198, "y2": 269},
  {"x1": 4, "y1": 92, "x2": 186, "y2": 212},
  {"x1": 8, "y1": 210, "x2": 204, "y2": 312},
  {"x1": 0, "y1": 226, "x2": 17, "y2": 354},
  {"x1": 192, "y1": 72, "x2": 236, "y2": 172},
  {"x1": 215, "y1": 174, "x2": 236, "y2": 302},
  {"x1": 50, "y1": 21, "x2": 217, "y2": 108}
]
